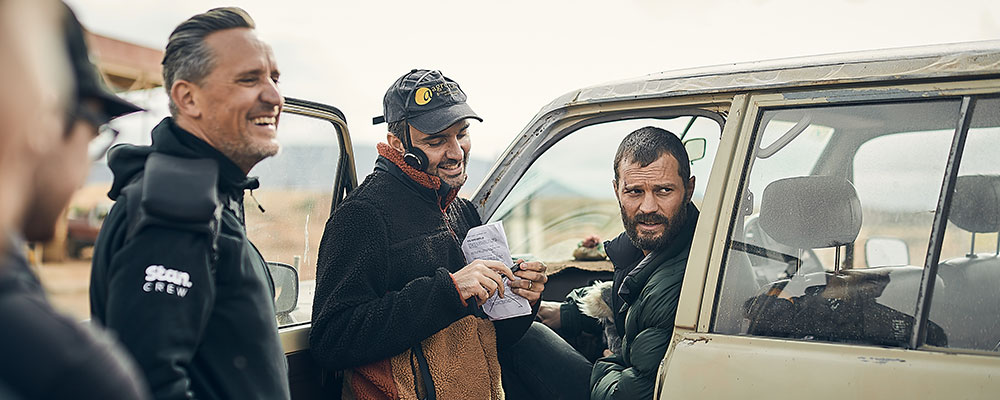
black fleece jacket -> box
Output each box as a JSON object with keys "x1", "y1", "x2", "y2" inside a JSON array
[
  {"x1": 309, "y1": 145, "x2": 534, "y2": 370},
  {"x1": 89, "y1": 118, "x2": 289, "y2": 400}
]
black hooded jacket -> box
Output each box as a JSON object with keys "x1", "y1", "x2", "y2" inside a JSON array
[
  {"x1": 309, "y1": 144, "x2": 535, "y2": 370},
  {"x1": 89, "y1": 118, "x2": 289, "y2": 400}
]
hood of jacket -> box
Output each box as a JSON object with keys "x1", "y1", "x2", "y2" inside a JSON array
[{"x1": 106, "y1": 117, "x2": 259, "y2": 200}]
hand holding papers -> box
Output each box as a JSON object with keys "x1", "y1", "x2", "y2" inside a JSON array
[{"x1": 461, "y1": 221, "x2": 532, "y2": 321}]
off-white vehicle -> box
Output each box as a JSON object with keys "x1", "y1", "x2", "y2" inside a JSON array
[
  {"x1": 246, "y1": 41, "x2": 1000, "y2": 398},
  {"x1": 475, "y1": 40, "x2": 1000, "y2": 399}
]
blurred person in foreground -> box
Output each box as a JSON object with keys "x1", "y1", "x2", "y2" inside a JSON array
[
  {"x1": 88, "y1": 7, "x2": 290, "y2": 400},
  {"x1": 0, "y1": 1, "x2": 149, "y2": 398}
]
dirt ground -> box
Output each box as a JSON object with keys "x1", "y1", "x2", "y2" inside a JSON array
[{"x1": 36, "y1": 259, "x2": 92, "y2": 321}]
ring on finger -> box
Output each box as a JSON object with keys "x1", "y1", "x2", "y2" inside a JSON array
[{"x1": 528, "y1": 281, "x2": 533, "y2": 290}]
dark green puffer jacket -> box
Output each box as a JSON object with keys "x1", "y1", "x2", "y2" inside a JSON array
[{"x1": 591, "y1": 203, "x2": 698, "y2": 400}]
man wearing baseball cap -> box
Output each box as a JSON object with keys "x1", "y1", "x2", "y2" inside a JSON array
[
  {"x1": 0, "y1": 2, "x2": 148, "y2": 399},
  {"x1": 310, "y1": 69, "x2": 549, "y2": 399}
]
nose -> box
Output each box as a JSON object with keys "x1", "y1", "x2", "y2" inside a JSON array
[
  {"x1": 260, "y1": 77, "x2": 283, "y2": 109},
  {"x1": 443, "y1": 135, "x2": 464, "y2": 160},
  {"x1": 638, "y1": 192, "x2": 658, "y2": 214}
]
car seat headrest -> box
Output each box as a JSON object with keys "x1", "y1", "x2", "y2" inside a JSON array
[
  {"x1": 759, "y1": 175, "x2": 862, "y2": 249},
  {"x1": 949, "y1": 175, "x2": 1000, "y2": 233}
]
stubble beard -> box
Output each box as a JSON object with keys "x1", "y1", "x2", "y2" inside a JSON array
[
  {"x1": 216, "y1": 136, "x2": 280, "y2": 173},
  {"x1": 436, "y1": 152, "x2": 469, "y2": 189}
]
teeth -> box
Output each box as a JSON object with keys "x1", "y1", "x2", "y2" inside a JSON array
[{"x1": 251, "y1": 116, "x2": 276, "y2": 125}]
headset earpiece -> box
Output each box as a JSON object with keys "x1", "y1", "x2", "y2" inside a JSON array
[
  {"x1": 403, "y1": 147, "x2": 428, "y2": 171},
  {"x1": 393, "y1": 70, "x2": 437, "y2": 172},
  {"x1": 399, "y1": 116, "x2": 429, "y2": 171}
]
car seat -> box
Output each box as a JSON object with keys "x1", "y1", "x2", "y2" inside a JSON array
[
  {"x1": 744, "y1": 176, "x2": 948, "y2": 346},
  {"x1": 929, "y1": 174, "x2": 1000, "y2": 351}
]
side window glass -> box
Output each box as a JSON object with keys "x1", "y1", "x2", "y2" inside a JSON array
[
  {"x1": 713, "y1": 99, "x2": 963, "y2": 350},
  {"x1": 931, "y1": 95, "x2": 1000, "y2": 352},
  {"x1": 245, "y1": 111, "x2": 342, "y2": 327},
  {"x1": 490, "y1": 115, "x2": 720, "y2": 269}
]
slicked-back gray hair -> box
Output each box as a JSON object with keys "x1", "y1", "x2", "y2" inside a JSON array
[
  {"x1": 162, "y1": 7, "x2": 254, "y2": 116},
  {"x1": 613, "y1": 126, "x2": 690, "y2": 184}
]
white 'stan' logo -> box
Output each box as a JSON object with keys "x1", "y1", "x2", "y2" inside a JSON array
[{"x1": 415, "y1": 87, "x2": 432, "y2": 106}]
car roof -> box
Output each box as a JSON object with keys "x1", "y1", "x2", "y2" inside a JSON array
[{"x1": 541, "y1": 40, "x2": 1000, "y2": 113}]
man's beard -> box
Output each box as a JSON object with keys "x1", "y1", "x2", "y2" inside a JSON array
[
  {"x1": 435, "y1": 152, "x2": 469, "y2": 189},
  {"x1": 621, "y1": 202, "x2": 688, "y2": 252}
]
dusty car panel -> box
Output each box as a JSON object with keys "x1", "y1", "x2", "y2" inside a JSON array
[{"x1": 660, "y1": 333, "x2": 1000, "y2": 398}]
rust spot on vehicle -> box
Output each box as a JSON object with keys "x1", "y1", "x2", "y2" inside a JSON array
[
  {"x1": 856, "y1": 356, "x2": 906, "y2": 364},
  {"x1": 680, "y1": 336, "x2": 711, "y2": 346}
]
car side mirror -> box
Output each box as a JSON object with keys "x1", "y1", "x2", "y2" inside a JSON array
[
  {"x1": 865, "y1": 237, "x2": 909, "y2": 267},
  {"x1": 267, "y1": 261, "x2": 299, "y2": 315},
  {"x1": 684, "y1": 138, "x2": 707, "y2": 162}
]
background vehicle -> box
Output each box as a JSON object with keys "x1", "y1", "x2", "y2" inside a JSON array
[{"x1": 245, "y1": 41, "x2": 1000, "y2": 399}]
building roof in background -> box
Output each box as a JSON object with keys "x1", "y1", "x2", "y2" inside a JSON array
[{"x1": 84, "y1": 30, "x2": 162, "y2": 91}]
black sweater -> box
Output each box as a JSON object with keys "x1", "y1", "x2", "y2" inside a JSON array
[
  {"x1": 310, "y1": 147, "x2": 533, "y2": 370},
  {"x1": 90, "y1": 118, "x2": 289, "y2": 400}
]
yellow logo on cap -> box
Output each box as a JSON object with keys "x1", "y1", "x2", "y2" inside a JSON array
[{"x1": 415, "y1": 87, "x2": 432, "y2": 106}]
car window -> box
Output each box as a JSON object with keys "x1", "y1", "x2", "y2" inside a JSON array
[
  {"x1": 489, "y1": 115, "x2": 720, "y2": 267},
  {"x1": 929, "y1": 95, "x2": 1000, "y2": 352},
  {"x1": 244, "y1": 109, "x2": 342, "y2": 328},
  {"x1": 712, "y1": 98, "x2": 973, "y2": 349}
]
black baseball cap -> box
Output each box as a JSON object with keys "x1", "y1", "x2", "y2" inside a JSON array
[
  {"x1": 373, "y1": 69, "x2": 481, "y2": 134},
  {"x1": 63, "y1": 4, "x2": 143, "y2": 120}
]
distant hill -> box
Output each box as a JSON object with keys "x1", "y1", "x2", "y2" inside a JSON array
[{"x1": 87, "y1": 141, "x2": 496, "y2": 196}]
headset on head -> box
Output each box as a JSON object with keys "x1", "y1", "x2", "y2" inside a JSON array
[{"x1": 395, "y1": 70, "x2": 435, "y2": 171}]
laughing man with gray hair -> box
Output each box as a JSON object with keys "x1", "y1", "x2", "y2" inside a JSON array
[{"x1": 89, "y1": 7, "x2": 289, "y2": 400}]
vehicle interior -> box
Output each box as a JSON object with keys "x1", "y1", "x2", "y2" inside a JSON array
[{"x1": 714, "y1": 95, "x2": 1000, "y2": 352}]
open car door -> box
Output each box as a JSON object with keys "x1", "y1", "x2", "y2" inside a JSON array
[{"x1": 243, "y1": 97, "x2": 357, "y2": 399}]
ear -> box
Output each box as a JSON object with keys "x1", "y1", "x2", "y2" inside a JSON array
[
  {"x1": 171, "y1": 80, "x2": 200, "y2": 119},
  {"x1": 685, "y1": 176, "x2": 696, "y2": 203},
  {"x1": 386, "y1": 133, "x2": 405, "y2": 153},
  {"x1": 612, "y1": 178, "x2": 621, "y2": 202}
]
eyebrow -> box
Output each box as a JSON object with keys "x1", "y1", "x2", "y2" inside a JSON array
[
  {"x1": 422, "y1": 122, "x2": 470, "y2": 141},
  {"x1": 236, "y1": 66, "x2": 279, "y2": 79},
  {"x1": 624, "y1": 182, "x2": 676, "y2": 191},
  {"x1": 421, "y1": 132, "x2": 449, "y2": 141}
]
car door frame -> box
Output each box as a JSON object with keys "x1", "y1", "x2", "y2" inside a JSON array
[{"x1": 274, "y1": 97, "x2": 357, "y2": 399}]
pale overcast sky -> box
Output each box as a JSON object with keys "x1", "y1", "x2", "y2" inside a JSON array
[{"x1": 66, "y1": 0, "x2": 1000, "y2": 158}]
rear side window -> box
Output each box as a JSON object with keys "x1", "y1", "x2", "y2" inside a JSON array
[
  {"x1": 928, "y1": 96, "x2": 1000, "y2": 352},
  {"x1": 710, "y1": 97, "x2": 999, "y2": 350}
]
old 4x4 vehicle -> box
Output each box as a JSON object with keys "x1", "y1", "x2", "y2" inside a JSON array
[{"x1": 244, "y1": 41, "x2": 1000, "y2": 399}]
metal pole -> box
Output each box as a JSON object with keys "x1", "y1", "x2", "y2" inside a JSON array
[{"x1": 910, "y1": 96, "x2": 976, "y2": 349}]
